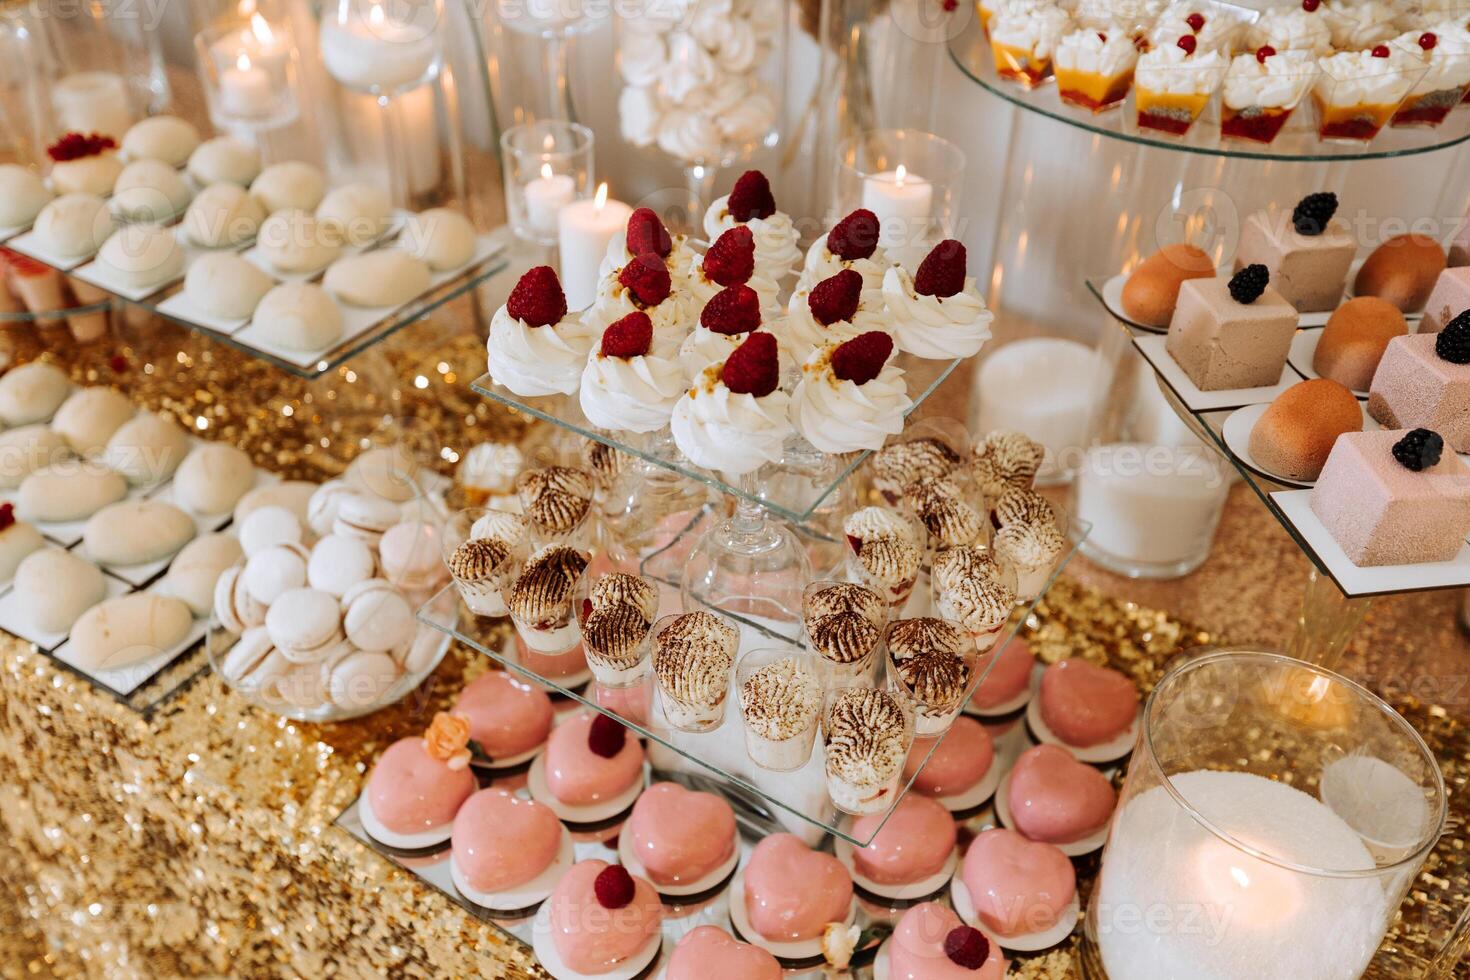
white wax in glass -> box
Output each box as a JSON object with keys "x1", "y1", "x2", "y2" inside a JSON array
[
  {"x1": 1074, "y1": 443, "x2": 1228, "y2": 566},
  {"x1": 558, "y1": 191, "x2": 632, "y2": 313},
  {"x1": 525, "y1": 168, "x2": 575, "y2": 236},
  {"x1": 1096, "y1": 769, "x2": 1387, "y2": 980},
  {"x1": 220, "y1": 56, "x2": 275, "y2": 117},
  {"x1": 976, "y1": 338, "x2": 1104, "y2": 482},
  {"x1": 52, "y1": 72, "x2": 132, "y2": 139},
  {"x1": 861, "y1": 166, "x2": 932, "y2": 251},
  {"x1": 319, "y1": 5, "x2": 437, "y2": 92}
]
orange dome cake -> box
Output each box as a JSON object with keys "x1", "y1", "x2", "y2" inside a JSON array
[
  {"x1": 1354, "y1": 235, "x2": 1447, "y2": 313},
  {"x1": 1121, "y1": 244, "x2": 1214, "y2": 328},
  {"x1": 1248, "y1": 378, "x2": 1363, "y2": 481},
  {"x1": 1312, "y1": 296, "x2": 1407, "y2": 391}
]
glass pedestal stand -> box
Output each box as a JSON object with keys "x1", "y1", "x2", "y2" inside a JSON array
[{"x1": 1286, "y1": 568, "x2": 1373, "y2": 671}]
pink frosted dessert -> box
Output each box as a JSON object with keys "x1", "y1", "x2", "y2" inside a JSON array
[
  {"x1": 888, "y1": 902, "x2": 1005, "y2": 979},
  {"x1": 451, "y1": 789, "x2": 562, "y2": 893},
  {"x1": 453, "y1": 670, "x2": 554, "y2": 763},
  {"x1": 546, "y1": 860, "x2": 662, "y2": 974},
  {"x1": 625, "y1": 781, "x2": 737, "y2": 888},
  {"x1": 849, "y1": 793, "x2": 957, "y2": 887},
  {"x1": 904, "y1": 716, "x2": 995, "y2": 799},
  {"x1": 1007, "y1": 744, "x2": 1116, "y2": 844},
  {"x1": 363, "y1": 714, "x2": 477, "y2": 846},
  {"x1": 1367, "y1": 331, "x2": 1470, "y2": 453},
  {"x1": 961, "y1": 828, "x2": 1076, "y2": 938},
  {"x1": 544, "y1": 713, "x2": 645, "y2": 807},
  {"x1": 969, "y1": 637, "x2": 1036, "y2": 711},
  {"x1": 1421, "y1": 268, "x2": 1470, "y2": 333},
  {"x1": 1039, "y1": 658, "x2": 1139, "y2": 747},
  {"x1": 666, "y1": 926, "x2": 781, "y2": 980},
  {"x1": 743, "y1": 833, "x2": 853, "y2": 942}
]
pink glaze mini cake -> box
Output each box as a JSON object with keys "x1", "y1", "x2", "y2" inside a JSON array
[
  {"x1": 886, "y1": 902, "x2": 1005, "y2": 979},
  {"x1": 903, "y1": 716, "x2": 995, "y2": 804},
  {"x1": 957, "y1": 828, "x2": 1077, "y2": 943},
  {"x1": 846, "y1": 793, "x2": 957, "y2": 897},
  {"x1": 739, "y1": 833, "x2": 854, "y2": 946},
  {"x1": 453, "y1": 670, "x2": 554, "y2": 767},
  {"x1": 539, "y1": 713, "x2": 645, "y2": 819},
  {"x1": 1367, "y1": 324, "x2": 1470, "y2": 453},
  {"x1": 361, "y1": 712, "x2": 476, "y2": 849},
  {"x1": 969, "y1": 638, "x2": 1037, "y2": 714},
  {"x1": 1005, "y1": 744, "x2": 1116, "y2": 845},
  {"x1": 1037, "y1": 658, "x2": 1140, "y2": 749},
  {"x1": 665, "y1": 926, "x2": 781, "y2": 980},
  {"x1": 622, "y1": 781, "x2": 737, "y2": 894},
  {"x1": 450, "y1": 788, "x2": 570, "y2": 908},
  {"x1": 541, "y1": 860, "x2": 662, "y2": 976}
]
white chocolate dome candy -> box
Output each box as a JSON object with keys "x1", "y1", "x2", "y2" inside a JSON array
[
  {"x1": 52, "y1": 387, "x2": 133, "y2": 455},
  {"x1": 82, "y1": 498, "x2": 196, "y2": 566},
  {"x1": 32, "y1": 193, "x2": 113, "y2": 259},
  {"x1": 121, "y1": 115, "x2": 200, "y2": 167},
  {"x1": 103, "y1": 410, "x2": 191, "y2": 485},
  {"x1": 109, "y1": 158, "x2": 192, "y2": 222},
  {"x1": 184, "y1": 253, "x2": 273, "y2": 321},
  {"x1": 256, "y1": 209, "x2": 340, "y2": 274},
  {"x1": 322, "y1": 251, "x2": 430, "y2": 308},
  {"x1": 0, "y1": 164, "x2": 52, "y2": 227},
  {"x1": 166, "y1": 533, "x2": 243, "y2": 617},
  {"x1": 250, "y1": 161, "x2": 326, "y2": 214},
  {"x1": 69, "y1": 593, "x2": 192, "y2": 671},
  {"x1": 397, "y1": 208, "x2": 475, "y2": 270},
  {"x1": 173, "y1": 443, "x2": 255, "y2": 516},
  {"x1": 253, "y1": 283, "x2": 344, "y2": 351},
  {"x1": 183, "y1": 183, "x2": 266, "y2": 248},
  {"x1": 187, "y1": 137, "x2": 262, "y2": 187},
  {"x1": 316, "y1": 181, "x2": 392, "y2": 247},
  {"x1": 15, "y1": 547, "x2": 106, "y2": 634},
  {"x1": 95, "y1": 223, "x2": 184, "y2": 291},
  {"x1": 0, "y1": 361, "x2": 70, "y2": 426}
]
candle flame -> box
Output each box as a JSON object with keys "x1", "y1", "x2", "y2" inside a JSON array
[
  {"x1": 540, "y1": 162, "x2": 553, "y2": 180},
  {"x1": 895, "y1": 164, "x2": 908, "y2": 186},
  {"x1": 369, "y1": 2, "x2": 385, "y2": 26},
  {"x1": 237, "y1": 0, "x2": 256, "y2": 17},
  {"x1": 594, "y1": 182, "x2": 608, "y2": 209},
  {"x1": 237, "y1": 51, "x2": 252, "y2": 71},
  {"x1": 250, "y1": 13, "x2": 274, "y2": 44},
  {"x1": 542, "y1": 133, "x2": 556, "y2": 153}
]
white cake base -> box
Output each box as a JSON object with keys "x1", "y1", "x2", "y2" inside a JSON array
[
  {"x1": 727, "y1": 869, "x2": 857, "y2": 962},
  {"x1": 359, "y1": 792, "x2": 455, "y2": 851},
  {"x1": 618, "y1": 830, "x2": 740, "y2": 897},
  {"x1": 531, "y1": 899, "x2": 663, "y2": 980},
  {"x1": 451, "y1": 828, "x2": 574, "y2": 911},
  {"x1": 1026, "y1": 696, "x2": 1140, "y2": 764},
  {"x1": 994, "y1": 772, "x2": 1110, "y2": 857},
  {"x1": 949, "y1": 876, "x2": 1079, "y2": 953},
  {"x1": 527, "y1": 753, "x2": 645, "y2": 824}
]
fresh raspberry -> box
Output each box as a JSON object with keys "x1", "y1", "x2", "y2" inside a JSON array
[
  {"x1": 618, "y1": 253, "x2": 672, "y2": 307},
  {"x1": 46, "y1": 132, "x2": 116, "y2": 162},
  {"x1": 703, "y1": 226, "x2": 756, "y2": 287},
  {"x1": 845, "y1": 534, "x2": 863, "y2": 554},
  {"x1": 1256, "y1": 45, "x2": 1276, "y2": 62},
  {"x1": 721, "y1": 331, "x2": 780, "y2": 397},
  {"x1": 593, "y1": 865, "x2": 636, "y2": 910},
  {"x1": 808, "y1": 269, "x2": 864, "y2": 325},
  {"x1": 827, "y1": 209, "x2": 881, "y2": 261},
  {"x1": 1420, "y1": 31, "x2": 1438, "y2": 50},
  {"x1": 506, "y1": 266, "x2": 568, "y2": 327},
  {"x1": 1177, "y1": 33, "x2": 1197, "y2": 54},
  {"x1": 727, "y1": 170, "x2": 777, "y2": 222},
  {"x1": 587, "y1": 713, "x2": 628, "y2": 758},
  {"x1": 830, "y1": 331, "x2": 894, "y2": 385},
  {"x1": 1372, "y1": 44, "x2": 1390, "y2": 57},
  {"x1": 1097, "y1": 31, "x2": 1108, "y2": 42},
  {"x1": 626, "y1": 207, "x2": 672, "y2": 259},
  {"x1": 944, "y1": 927, "x2": 990, "y2": 969},
  {"x1": 914, "y1": 239, "x2": 968, "y2": 298},
  {"x1": 109, "y1": 354, "x2": 127, "y2": 374},
  {"x1": 599, "y1": 312, "x2": 654, "y2": 359},
  {"x1": 1185, "y1": 11, "x2": 1204, "y2": 31},
  {"x1": 1302, "y1": 0, "x2": 1319, "y2": 10},
  {"x1": 0, "y1": 503, "x2": 14, "y2": 533},
  {"x1": 700, "y1": 284, "x2": 763, "y2": 335}
]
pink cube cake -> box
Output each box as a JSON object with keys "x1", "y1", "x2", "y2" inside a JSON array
[
  {"x1": 1310, "y1": 429, "x2": 1470, "y2": 566},
  {"x1": 1167, "y1": 275, "x2": 1298, "y2": 391},
  {"x1": 1367, "y1": 333, "x2": 1470, "y2": 452},
  {"x1": 1420, "y1": 267, "x2": 1470, "y2": 333},
  {"x1": 1450, "y1": 212, "x2": 1470, "y2": 268},
  {"x1": 1234, "y1": 210, "x2": 1356, "y2": 313}
]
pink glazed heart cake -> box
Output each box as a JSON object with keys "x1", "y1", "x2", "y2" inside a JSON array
[
  {"x1": 453, "y1": 670, "x2": 554, "y2": 762},
  {"x1": 665, "y1": 926, "x2": 781, "y2": 980},
  {"x1": 743, "y1": 833, "x2": 853, "y2": 942},
  {"x1": 904, "y1": 716, "x2": 994, "y2": 799},
  {"x1": 546, "y1": 860, "x2": 662, "y2": 974},
  {"x1": 1007, "y1": 744, "x2": 1116, "y2": 844},
  {"x1": 961, "y1": 828, "x2": 1076, "y2": 938},
  {"x1": 1038, "y1": 658, "x2": 1138, "y2": 747},
  {"x1": 849, "y1": 793, "x2": 957, "y2": 887},
  {"x1": 625, "y1": 781, "x2": 737, "y2": 888},
  {"x1": 969, "y1": 638, "x2": 1036, "y2": 711},
  {"x1": 451, "y1": 788, "x2": 562, "y2": 894},
  {"x1": 888, "y1": 902, "x2": 1005, "y2": 979},
  {"x1": 544, "y1": 712, "x2": 645, "y2": 807},
  {"x1": 364, "y1": 713, "x2": 476, "y2": 845}
]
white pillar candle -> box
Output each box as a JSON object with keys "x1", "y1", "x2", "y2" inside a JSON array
[
  {"x1": 558, "y1": 184, "x2": 632, "y2": 313},
  {"x1": 861, "y1": 165, "x2": 933, "y2": 252},
  {"x1": 525, "y1": 162, "x2": 575, "y2": 237},
  {"x1": 320, "y1": 2, "x2": 437, "y2": 93},
  {"x1": 51, "y1": 72, "x2": 132, "y2": 139},
  {"x1": 1096, "y1": 769, "x2": 1390, "y2": 980},
  {"x1": 976, "y1": 338, "x2": 1105, "y2": 484},
  {"x1": 1074, "y1": 443, "x2": 1229, "y2": 569},
  {"x1": 220, "y1": 53, "x2": 275, "y2": 117}
]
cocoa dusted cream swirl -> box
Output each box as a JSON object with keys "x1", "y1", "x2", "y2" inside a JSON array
[
  {"x1": 843, "y1": 506, "x2": 922, "y2": 588},
  {"x1": 519, "y1": 466, "x2": 594, "y2": 535},
  {"x1": 905, "y1": 476, "x2": 984, "y2": 549},
  {"x1": 653, "y1": 611, "x2": 738, "y2": 705},
  {"x1": 589, "y1": 572, "x2": 660, "y2": 623},
  {"x1": 447, "y1": 537, "x2": 513, "y2": 582},
  {"x1": 804, "y1": 582, "x2": 885, "y2": 625},
  {"x1": 995, "y1": 521, "x2": 1065, "y2": 571},
  {"x1": 740, "y1": 657, "x2": 821, "y2": 741},
  {"x1": 808, "y1": 611, "x2": 881, "y2": 665},
  {"x1": 934, "y1": 574, "x2": 1016, "y2": 636},
  {"x1": 581, "y1": 439, "x2": 630, "y2": 490},
  {"x1": 582, "y1": 604, "x2": 652, "y2": 667},
  {"x1": 824, "y1": 688, "x2": 907, "y2": 785},
  {"x1": 931, "y1": 545, "x2": 1006, "y2": 595},
  {"x1": 508, "y1": 546, "x2": 588, "y2": 622},
  {"x1": 868, "y1": 438, "x2": 960, "y2": 502},
  {"x1": 887, "y1": 618, "x2": 970, "y2": 706},
  {"x1": 970, "y1": 430, "x2": 1044, "y2": 499},
  {"x1": 994, "y1": 486, "x2": 1055, "y2": 529}
]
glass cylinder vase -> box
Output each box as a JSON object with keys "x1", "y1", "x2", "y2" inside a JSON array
[{"x1": 1084, "y1": 649, "x2": 1447, "y2": 980}]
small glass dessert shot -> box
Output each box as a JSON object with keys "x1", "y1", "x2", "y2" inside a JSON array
[
  {"x1": 931, "y1": 546, "x2": 1019, "y2": 654},
  {"x1": 990, "y1": 487, "x2": 1067, "y2": 601},
  {"x1": 516, "y1": 465, "x2": 595, "y2": 551},
  {"x1": 1312, "y1": 46, "x2": 1424, "y2": 142},
  {"x1": 843, "y1": 506, "x2": 923, "y2": 614},
  {"x1": 1133, "y1": 36, "x2": 1229, "y2": 136},
  {"x1": 822, "y1": 686, "x2": 913, "y2": 815},
  {"x1": 651, "y1": 610, "x2": 739, "y2": 733},
  {"x1": 505, "y1": 545, "x2": 590, "y2": 679},
  {"x1": 988, "y1": 1, "x2": 1073, "y2": 88},
  {"x1": 886, "y1": 618, "x2": 973, "y2": 736},
  {"x1": 1391, "y1": 27, "x2": 1470, "y2": 127},
  {"x1": 1220, "y1": 47, "x2": 1319, "y2": 143},
  {"x1": 441, "y1": 508, "x2": 526, "y2": 617},
  {"x1": 578, "y1": 572, "x2": 660, "y2": 689},
  {"x1": 1054, "y1": 25, "x2": 1142, "y2": 112},
  {"x1": 802, "y1": 580, "x2": 888, "y2": 686},
  {"x1": 737, "y1": 648, "x2": 824, "y2": 771}
]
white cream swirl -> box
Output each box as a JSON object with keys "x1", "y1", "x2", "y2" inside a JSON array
[
  {"x1": 1327, "y1": 0, "x2": 1400, "y2": 49},
  {"x1": 1249, "y1": 7, "x2": 1332, "y2": 53},
  {"x1": 796, "y1": 232, "x2": 893, "y2": 295},
  {"x1": 716, "y1": 90, "x2": 777, "y2": 146},
  {"x1": 587, "y1": 277, "x2": 690, "y2": 354},
  {"x1": 1136, "y1": 43, "x2": 1229, "y2": 95},
  {"x1": 1223, "y1": 50, "x2": 1319, "y2": 109},
  {"x1": 486, "y1": 308, "x2": 595, "y2": 397},
  {"x1": 1397, "y1": 24, "x2": 1470, "y2": 93},
  {"x1": 620, "y1": 32, "x2": 668, "y2": 87},
  {"x1": 882, "y1": 265, "x2": 994, "y2": 360},
  {"x1": 990, "y1": 4, "x2": 1073, "y2": 59},
  {"x1": 678, "y1": 327, "x2": 795, "y2": 378},
  {"x1": 596, "y1": 229, "x2": 696, "y2": 287},
  {"x1": 661, "y1": 33, "x2": 718, "y2": 101},
  {"x1": 670, "y1": 366, "x2": 793, "y2": 474},
  {"x1": 703, "y1": 195, "x2": 803, "y2": 283},
  {"x1": 715, "y1": 18, "x2": 760, "y2": 72},
  {"x1": 1316, "y1": 47, "x2": 1421, "y2": 106},
  {"x1": 686, "y1": 257, "x2": 782, "y2": 319},
  {"x1": 619, "y1": 86, "x2": 662, "y2": 147},
  {"x1": 783, "y1": 288, "x2": 891, "y2": 361},
  {"x1": 1054, "y1": 26, "x2": 1141, "y2": 76},
  {"x1": 791, "y1": 348, "x2": 912, "y2": 454},
  {"x1": 579, "y1": 347, "x2": 686, "y2": 433},
  {"x1": 656, "y1": 108, "x2": 724, "y2": 165}
]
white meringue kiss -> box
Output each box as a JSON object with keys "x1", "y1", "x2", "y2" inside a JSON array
[
  {"x1": 882, "y1": 266, "x2": 993, "y2": 360},
  {"x1": 678, "y1": 327, "x2": 795, "y2": 379},
  {"x1": 792, "y1": 354, "x2": 912, "y2": 454},
  {"x1": 596, "y1": 230, "x2": 696, "y2": 288},
  {"x1": 579, "y1": 348, "x2": 686, "y2": 433},
  {"x1": 671, "y1": 369, "x2": 793, "y2": 475},
  {"x1": 587, "y1": 277, "x2": 691, "y2": 354},
  {"x1": 486, "y1": 308, "x2": 595, "y2": 397},
  {"x1": 686, "y1": 259, "x2": 782, "y2": 321}
]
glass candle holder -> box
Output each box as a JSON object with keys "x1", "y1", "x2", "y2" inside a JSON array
[
  {"x1": 194, "y1": 16, "x2": 302, "y2": 134},
  {"x1": 832, "y1": 129, "x2": 966, "y2": 268},
  {"x1": 500, "y1": 120, "x2": 593, "y2": 246},
  {"x1": 319, "y1": 0, "x2": 444, "y2": 97},
  {"x1": 1085, "y1": 649, "x2": 1447, "y2": 980}
]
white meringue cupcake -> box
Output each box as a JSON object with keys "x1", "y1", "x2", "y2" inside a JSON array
[
  {"x1": 792, "y1": 332, "x2": 911, "y2": 455},
  {"x1": 587, "y1": 255, "x2": 690, "y2": 354},
  {"x1": 784, "y1": 267, "x2": 890, "y2": 362},
  {"x1": 671, "y1": 332, "x2": 793, "y2": 475},
  {"x1": 796, "y1": 209, "x2": 894, "y2": 295},
  {"x1": 883, "y1": 240, "x2": 994, "y2": 360},
  {"x1": 579, "y1": 311, "x2": 686, "y2": 433},
  {"x1": 702, "y1": 170, "x2": 802, "y2": 284},
  {"x1": 486, "y1": 266, "x2": 596, "y2": 397},
  {"x1": 685, "y1": 225, "x2": 782, "y2": 319}
]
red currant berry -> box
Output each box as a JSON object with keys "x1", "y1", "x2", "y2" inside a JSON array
[
  {"x1": 1302, "y1": 0, "x2": 1319, "y2": 11},
  {"x1": 1177, "y1": 33, "x2": 1198, "y2": 54},
  {"x1": 1420, "y1": 32, "x2": 1438, "y2": 49},
  {"x1": 1371, "y1": 44, "x2": 1391, "y2": 57},
  {"x1": 1256, "y1": 44, "x2": 1276, "y2": 62},
  {"x1": 1098, "y1": 31, "x2": 1108, "y2": 41},
  {"x1": 1185, "y1": 11, "x2": 1205, "y2": 30}
]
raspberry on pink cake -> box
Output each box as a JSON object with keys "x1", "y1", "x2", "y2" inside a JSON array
[{"x1": 886, "y1": 902, "x2": 1005, "y2": 979}]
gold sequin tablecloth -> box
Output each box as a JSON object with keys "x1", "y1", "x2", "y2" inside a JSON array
[{"x1": 0, "y1": 309, "x2": 1468, "y2": 979}]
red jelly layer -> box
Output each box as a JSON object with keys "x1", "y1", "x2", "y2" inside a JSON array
[
  {"x1": 1220, "y1": 109, "x2": 1291, "y2": 143},
  {"x1": 1137, "y1": 110, "x2": 1193, "y2": 135}
]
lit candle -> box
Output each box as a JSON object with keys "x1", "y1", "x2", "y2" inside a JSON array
[
  {"x1": 51, "y1": 72, "x2": 132, "y2": 140},
  {"x1": 220, "y1": 52, "x2": 274, "y2": 118},
  {"x1": 319, "y1": 1, "x2": 438, "y2": 94},
  {"x1": 558, "y1": 183, "x2": 632, "y2": 313},
  {"x1": 861, "y1": 164, "x2": 933, "y2": 252},
  {"x1": 525, "y1": 162, "x2": 575, "y2": 237}
]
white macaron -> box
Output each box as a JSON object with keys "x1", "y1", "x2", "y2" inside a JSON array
[
  {"x1": 239, "y1": 504, "x2": 303, "y2": 557},
  {"x1": 306, "y1": 533, "x2": 375, "y2": 598},
  {"x1": 243, "y1": 542, "x2": 309, "y2": 605},
  {"x1": 265, "y1": 587, "x2": 343, "y2": 664},
  {"x1": 341, "y1": 578, "x2": 415, "y2": 653}
]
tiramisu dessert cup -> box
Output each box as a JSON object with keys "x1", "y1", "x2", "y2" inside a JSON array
[
  {"x1": 736, "y1": 648, "x2": 824, "y2": 771},
  {"x1": 577, "y1": 572, "x2": 660, "y2": 688},
  {"x1": 991, "y1": 488, "x2": 1067, "y2": 600},
  {"x1": 931, "y1": 545, "x2": 1019, "y2": 653},
  {"x1": 1133, "y1": 36, "x2": 1229, "y2": 136},
  {"x1": 885, "y1": 617, "x2": 974, "y2": 735},
  {"x1": 506, "y1": 545, "x2": 590, "y2": 660},
  {"x1": 989, "y1": 0, "x2": 1073, "y2": 87},
  {"x1": 517, "y1": 465, "x2": 595, "y2": 551},
  {"x1": 822, "y1": 686, "x2": 913, "y2": 815},
  {"x1": 1391, "y1": 26, "x2": 1470, "y2": 127},
  {"x1": 802, "y1": 580, "x2": 889, "y2": 685},
  {"x1": 969, "y1": 429, "x2": 1045, "y2": 505},
  {"x1": 442, "y1": 508, "x2": 525, "y2": 618},
  {"x1": 1220, "y1": 47, "x2": 1319, "y2": 143},
  {"x1": 843, "y1": 506, "x2": 924, "y2": 613},
  {"x1": 1312, "y1": 46, "x2": 1424, "y2": 142},
  {"x1": 868, "y1": 433, "x2": 965, "y2": 505},
  {"x1": 651, "y1": 610, "x2": 739, "y2": 732},
  {"x1": 904, "y1": 475, "x2": 989, "y2": 563},
  {"x1": 1054, "y1": 25, "x2": 1141, "y2": 112}
]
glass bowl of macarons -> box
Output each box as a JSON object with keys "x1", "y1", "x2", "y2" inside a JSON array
[{"x1": 206, "y1": 442, "x2": 459, "y2": 722}]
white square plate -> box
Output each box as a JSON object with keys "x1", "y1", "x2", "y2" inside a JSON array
[
  {"x1": 51, "y1": 582, "x2": 208, "y2": 696},
  {"x1": 1133, "y1": 333, "x2": 1305, "y2": 411}
]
